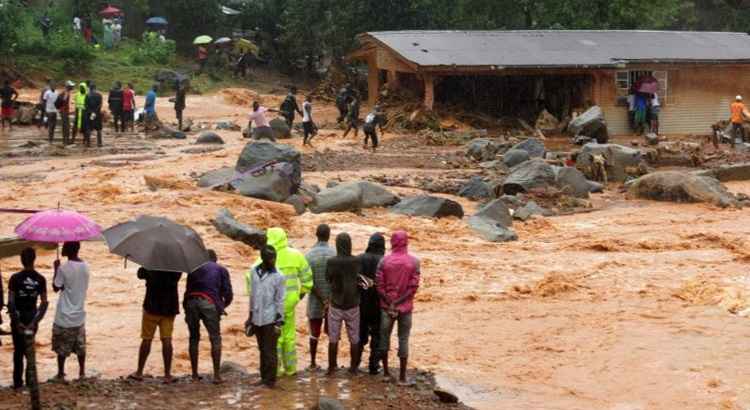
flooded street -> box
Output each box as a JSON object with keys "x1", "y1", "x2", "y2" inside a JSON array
[{"x1": 2, "y1": 91, "x2": 750, "y2": 409}]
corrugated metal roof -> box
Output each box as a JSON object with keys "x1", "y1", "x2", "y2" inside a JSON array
[{"x1": 364, "y1": 30, "x2": 750, "y2": 68}]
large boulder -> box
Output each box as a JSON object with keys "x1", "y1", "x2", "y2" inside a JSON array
[
  {"x1": 310, "y1": 181, "x2": 399, "y2": 213},
  {"x1": 511, "y1": 138, "x2": 546, "y2": 159},
  {"x1": 468, "y1": 216, "x2": 518, "y2": 242},
  {"x1": 391, "y1": 195, "x2": 464, "y2": 218},
  {"x1": 195, "y1": 131, "x2": 225, "y2": 145},
  {"x1": 554, "y1": 166, "x2": 591, "y2": 199},
  {"x1": 466, "y1": 139, "x2": 500, "y2": 162},
  {"x1": 514, "y1": 200, "x2": 554, "y2": 221},
  {"x1": 577, "y1": 143, "x2": 643, "y2": 182},
  {"x1": 15, "y1": 104, "x2": 36, "y2": 125},
  {"x1": 316, "y1": 397, "x2": 345, "y2": 410},
  {"x1": 458, "y1": 176, "x2": 491, "y2": 200},
  {"x1": 568, "y1": 106, "x2": 608, "y2": 143},
  {"x1": 502, "y1": 159, "x2": 556, "y2": 195},
  {"x1": 694, "y1": 163, "x2": 750, "y2": 182},
  {"x1": 232, "y1": 163, "x2": 296, "y2": 202},
  {"x1": 628, "y1": 171, "x2": 737, "y2": 208},
  {"x1": 235, "y1": 141, "x2": 301, "y2": 193},
  {"x1": 503, "y1": 149, "x2": 530, "y2": 168},
  {"x1": 474, "y1": 199, "x2": 513, "y2": 228},
  {"x1": 211, "y1": 209, "x2": 265, "y2": 248},
  {"x1": 270, "y1": 117, "x2": 291, "y2": 139},
  {"x1": 197, "y1": 167, "x2": 235, "y2": 188}
]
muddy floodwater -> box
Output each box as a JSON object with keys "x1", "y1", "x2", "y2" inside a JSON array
[{"x1": 2, "y1": 90, "x2": 750, "y2": 409}]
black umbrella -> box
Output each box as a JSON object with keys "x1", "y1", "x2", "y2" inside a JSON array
[{"x1": 103, "y1": 215, "x2": 209, "y2": 273}]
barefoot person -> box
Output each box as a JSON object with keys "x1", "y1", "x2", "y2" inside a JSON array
[
  {"x1": 376, "y1": 231, "x2": 420, "y2": 384},
  {"x1": 130, "y1": 266, "x2": 182, "y2": 384},
  {"x1": 326, "y1": 233, "x2": 362, "y2": 375},
  {"x1": 302, "y1": 95, "x2": 316, "y2": 146},
  {"x1": 246, "y1": 246, "x2": 285, "y2": 388},
  {"x1": 8, "y1": 248, "x2": 48, "y2": 390},
  {"x1": 305, "y1": 224, "x2": 336, "y2": 370},
  {"x1": 184, "y1": 250, "x2": 233, "y2": 384},
  {"x1": 52, "y1": 241, "x2": 90, "y2": 382}
]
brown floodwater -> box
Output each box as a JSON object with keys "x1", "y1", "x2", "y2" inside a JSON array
[{"x1": 2, "y1": 90, "x2": 750, "y2": 409}]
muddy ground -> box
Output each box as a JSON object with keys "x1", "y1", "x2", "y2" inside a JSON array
[{"x1": 1, "y1": 88, "x2": 750, "y2": 410}]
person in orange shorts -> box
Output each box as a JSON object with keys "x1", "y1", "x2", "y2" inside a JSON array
[
  {"x1": 129, "y1": 267, "x2": 182, "y2": 384},
  {"x1": 0, "y1": 80, "x2": 19, "y2": 130}
]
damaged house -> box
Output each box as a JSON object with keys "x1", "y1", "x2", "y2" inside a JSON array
[{"x1": 350, "y1": 30, "x2": 750, "y2": 135}]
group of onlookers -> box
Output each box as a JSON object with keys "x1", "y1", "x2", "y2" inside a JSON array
[{"x1": 1, "y1": 227, "x2": 420, "y2": 391}]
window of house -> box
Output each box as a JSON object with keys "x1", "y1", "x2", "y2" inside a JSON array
[{"x1": 615, "y1": 70, "x2": 668, "y2": 105}]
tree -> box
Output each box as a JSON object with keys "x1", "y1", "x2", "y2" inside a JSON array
[{"x1": 162, "y1": 0, "x2": 221, "y2": 50}]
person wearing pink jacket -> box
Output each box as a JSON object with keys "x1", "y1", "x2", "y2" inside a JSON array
[{"x1": 375, "y1": 231, "x2": 420, "y2": 384}]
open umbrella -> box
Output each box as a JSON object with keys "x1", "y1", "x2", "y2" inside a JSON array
[
  {"x1": 99, "y1": 5, "x2": 122, "y2": 18},
  {"x1": 214, "y1": 37, "x2": 232, "y2": 46},
  {"x1": 235, "y1": 38, "x2": 259, "y2": 55},
  {"x1": 145, "y1": 16, "x2": 168, "y2": 27},
  {"x1": 193, "y1": 35, "x2": 213, "y2": 45},
  {"x1": 15, "y1": 209, "x2": 102, "y2": 243},
  {"x1": 102, "y1": 216, "x2": 209, "y2": 273}
]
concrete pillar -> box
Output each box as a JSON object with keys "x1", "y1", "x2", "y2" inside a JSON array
[
  {"x1": 367, "y1": 54, "x2": 380, "y2": 107},
  {"x1": 423, "y1": 74, "x2": 435, "y2": 111}
]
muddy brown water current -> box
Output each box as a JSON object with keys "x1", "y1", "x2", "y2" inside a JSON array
[{"x1": 2, "y1": 92, "x2": 750, "y2": 409}]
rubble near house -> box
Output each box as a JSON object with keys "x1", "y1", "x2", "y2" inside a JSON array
[
  {"x1": 627, "y1": 171, "x2": 738, "y2": 208},
  {"x1": 576, "y1": 143, "x2": 645, "y2": 182},
  {"x1": 568, "y1": 106, "x2": 609, "y2": 144}
]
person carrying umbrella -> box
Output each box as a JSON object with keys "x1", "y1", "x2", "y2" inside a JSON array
[
  {"x1": 245, "y1": 228, "x2": 312, "y2": 378},
  {"x1": 52, "y1": 241, "x2": 90, "y2": 382},
  {"x1": 129, "y1": 264, "x2": 182, "y2": 384}
]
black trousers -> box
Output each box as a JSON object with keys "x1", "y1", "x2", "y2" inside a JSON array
[
  {"x1": 61, "y1": 112, "x2": 70, "y2": 145},
  {"x1": 255, "y1": 324, "x2": 279, "y2": 385},
  {"x1": 176, "y1": 109, "x2": 183, "y2": 131},
  {"x1": 364, "y1": 128, "x2": 379, "y2": 148},
  {"x1": 112, "y1": 109, "x2": 123, "y2": 132},
  {"x1": 282, "y1": 112, "x2": 294, "y2": 128},
  {"x1": 359, "y1": 307, "x2": 381, "y2": 372},
  {"x1": 47, "y1": 112, "x2": 57, "y2": 142},
  {"x1": 11, "y1": 324, "x2": 34, "y2": 389},
  {"x1": 733, "y1": 123, "x2": 745, "y2": 146}
]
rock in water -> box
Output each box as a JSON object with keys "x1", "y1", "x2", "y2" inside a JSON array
[
  {"x1": 232, "y1": 163, "x2": 295, "y2": 202},
  {"x1": 474, "y1": 199, "x2": 513, "y2": 228},
  {"x1": 153, "y1": 126, "x2": 186, "y2": 139},
  {"x1": 468, "y1": 216, "x2": 518, "y2": 242},
  {"x1": 211, "y1": 209, "x2": 265, "y2": 248},
  {"x1": 215, "y1": 121, "x2": 240, "y2": 131},
  {"x1": 511, "y1": 138, "x2": 546, "y2": 158},
  {"x1": 514, "y1": 201, "x2": 554, "y2": 221},
  {"x1": 285, "y1": 194, "x2": 307, "y2": 215},
  {"x1": 576, "y1": 143, "x2": 643, "y2": 182},
  {"x1": 458, "y1": 176, "x2": 491, "y2": 200},
  {"x1": 236, "y1": 141, "x2": 300, "y2": 173},
  {"x1": 270, "y1": 117, "x2": 291, "y2": 139},
  {"x1": 502, "y1": 159, "x2": 556, "y2": 195},
  {"x1": 316, "y1": 397, "x2": 345, "y2": 410},
  {"x1": 503, "y1": 149, "x2": 531, "y2": 168},
  {"x1": 434, "y1": 388, "x2": 460, "y2": 404},
  {"x1": 391, "y1": 195, "x2": 464, "y2": 218},
  {"x1": 310, "y1": 181, "x2": 399, "y2": 213},
  {"x1": 466, "y1": 138, "x2": 500, "y2": 161},
  {"x1": 196, "y1": 131, "x2": 225, "y2": 145},
  {"x1": 554, "y1": 166, "x2": 591, "y2": 199},
  {"x1": 197, "y1": 167, "x2": 235, "y2": 188},
  {"x1": 627, "y1": 171, "x2": 737, "y2": 207},
  {"x1": 645, "y1": 132, "x2": 659, "y2": 146}
]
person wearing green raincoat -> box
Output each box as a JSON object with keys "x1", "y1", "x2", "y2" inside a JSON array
[
  {"x1": 72, "y1": 82, "x2": 88, "y2": 143},
  {"x1": 246, "y1": 228, "x2": 312, "y2": 377}
]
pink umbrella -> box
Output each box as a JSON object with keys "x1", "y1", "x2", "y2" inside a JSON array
[{"x1": 15, "y1": 209, "x2": 102, "y2": 243}]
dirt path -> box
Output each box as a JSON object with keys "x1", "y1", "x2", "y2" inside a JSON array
[{"x1": 2, "y1": 90, "x2": 750, "y2": 409}]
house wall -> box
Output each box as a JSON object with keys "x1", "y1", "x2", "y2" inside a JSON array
[{"x1": 596, "y1": 66, "x2": 750, "y2": 136}]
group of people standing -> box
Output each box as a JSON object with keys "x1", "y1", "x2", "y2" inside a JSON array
[
  {"x1": 34, "y1": 79, "x2": 137, "y2": 147},
  {"x1": 627, "y1": 91, "x2": 661, "y2": 135},
  {"x1": 336, "y1": 84, "x2": 386, "y2": 151},
  {"x1": 1, "y1": 227, "x2": 420, "y2": 391}
]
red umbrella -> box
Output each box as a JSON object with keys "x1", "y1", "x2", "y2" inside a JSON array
[{"x1": 99, "y1": 5, "x2": 122, "y2": 17}]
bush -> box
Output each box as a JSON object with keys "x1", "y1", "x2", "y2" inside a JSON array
[{"x1": 131, "y1": 36, "x2": 177, "y2": 65}]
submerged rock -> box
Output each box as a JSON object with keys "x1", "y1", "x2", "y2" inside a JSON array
[
  {"x1": 211, "y1": 209, "x2": 265, "y2": 248},
  {"x1": 391, "y1": 195, "x2": 464, "y2": 218},
  {"x1": 627, "y1": 171, "x2": 737, "y2": 207}
]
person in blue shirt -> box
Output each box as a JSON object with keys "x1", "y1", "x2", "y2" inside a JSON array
[{"x1": 144, "y1": 85, "x2": 158, "y2": 136}]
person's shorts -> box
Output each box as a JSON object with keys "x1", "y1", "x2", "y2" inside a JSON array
[
  {"x1": 1, "y1": 106, "x2": 14, "y2": 119},
  {"x1": 303, "y1": 121, "x2": 315, "y2": 135},
  {"x1": 184, "y1": 297, "x2": 221, "y2": 343},
  {"x1": 141, "y1": 311, "x2": 176, "y2": 340},
  {"x1": 52, "y1": 324, "x2": 86, "y2": 357},
  {"x1": 327, "y1": 306, "x2": 360, "y2": 345},
  {"x1": 252, "y1": 126, "x2": 275, "y2": 141}
]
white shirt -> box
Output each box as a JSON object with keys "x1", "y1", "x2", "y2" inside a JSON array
[
  {"x1": 43, "y1": 89, "x2": 58, "y2": 114},
  {"x1": 627, "y1": 94, "x2": 635, "y2": 111},
  {"x1": 652, "y1": 93, "x2": 660, "y2": 107},
  {"x1": 54, "y1": 260, "x2": 90, "y2": 328},
  {"x1": 365, "y1": 113, "x2": 376, "y2": 124},
  {"x1": 73, "y1": 17, "x2": 81, "y2": 31},
  {"x1": 249, "y1": 107, "x2": 270, "y2": 127},
  {"x1": 302, "y1": 101, "x2": 312, "y2": 123}
]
